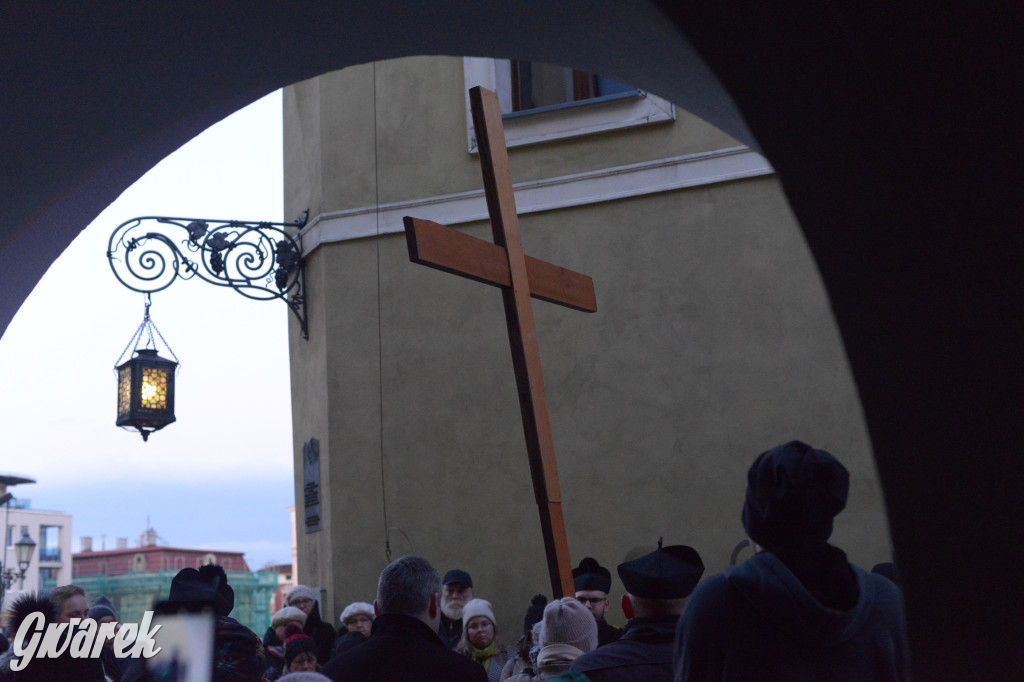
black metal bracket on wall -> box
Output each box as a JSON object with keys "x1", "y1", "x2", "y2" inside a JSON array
[{"x1": 107, "y1": 210, "x2": 310, "y2": 339}]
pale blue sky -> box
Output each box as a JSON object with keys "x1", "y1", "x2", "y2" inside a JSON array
[{"x1": 0, "y1": 91, "x2": 293, "y2": 570}]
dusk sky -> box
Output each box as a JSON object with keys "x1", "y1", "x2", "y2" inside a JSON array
[{"x1": 0, "y1": 91, "x2": 294, "y2": 570}]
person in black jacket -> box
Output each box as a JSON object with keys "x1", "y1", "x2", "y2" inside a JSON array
[
  {"x1": 281, "y1": 585, "x2": 336, "y2": 665},
  {"x1": 322, "y1": 556, "x2": 487, "y2": 682},
  {"x1": 569, "y1": 540, "x2": 704, "y2": 682},
  {"x1": 438, "y1": 568, "x2": 474, "y2": 650}
]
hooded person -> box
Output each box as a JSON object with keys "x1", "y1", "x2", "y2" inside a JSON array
[
  {"x1": 89, "y1": 594, "x2": 124, "y2": 681},
  {"x1": 570, "y1": 539, "x2": 704, "y2": 682},
  {"x1": 282, "y1": 585, "x2": 335, "y2": 664},
  {"x1": 1, "y1": 591, "x2": 105, "y2": 682},
  {"x1": 572, "y1": 557, "x2": 622, "y2": 647},
  {"x1": 674, "y1": 441, "x2": 910, "y2": 682},
  {"x1": 455, "y1": 598, "x2": 516, "y2": 682}
]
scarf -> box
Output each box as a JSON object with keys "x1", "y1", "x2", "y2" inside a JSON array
[{"x1": 471, "y1": 640, "x2": 501, "y2": 670}]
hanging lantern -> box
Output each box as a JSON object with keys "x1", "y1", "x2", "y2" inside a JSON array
[{"x1": 114, "y1": 295, "x2": 180, "y2": 441}]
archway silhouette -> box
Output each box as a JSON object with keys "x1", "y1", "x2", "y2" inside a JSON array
[{"x1": 3, "y1": 4, "x2": 1020, "y2": 678}]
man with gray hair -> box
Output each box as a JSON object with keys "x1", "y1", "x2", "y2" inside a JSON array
[{"x1": 321, "y1": 556, "x2": 486, "y2": 681}]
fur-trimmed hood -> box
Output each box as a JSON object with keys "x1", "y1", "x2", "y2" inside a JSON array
[{"x1": 7, "y1": 592, "x2": 58, "y2": 636}]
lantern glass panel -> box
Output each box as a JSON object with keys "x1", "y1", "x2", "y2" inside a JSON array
[
  {"x1": 117, "y1": 366, "x2": 132, "y2": 418},
  {"x1": 140, "y1": 368, "x2": 168, "y2": 410}
]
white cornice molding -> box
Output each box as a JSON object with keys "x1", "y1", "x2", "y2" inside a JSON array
[{"x1": 298, "y1": 146, "x2": 773, "y2": 255}]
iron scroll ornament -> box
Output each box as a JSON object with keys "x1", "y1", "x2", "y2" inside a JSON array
[{"x1": 107, "y1": 212, "x2": 309, "y2": 339}]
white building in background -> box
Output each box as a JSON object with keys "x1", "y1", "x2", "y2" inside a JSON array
[{"x1": 1, "y1": 473, "x2": 73, "y2": 611}]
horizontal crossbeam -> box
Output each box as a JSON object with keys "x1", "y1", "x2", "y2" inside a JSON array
[{"x1": 403, "y1": 217, "x2": 596, "y2": 313}]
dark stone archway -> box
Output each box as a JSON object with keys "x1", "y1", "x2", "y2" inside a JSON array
[{"x1": 3, "y1": 3, "x2": 1020, "y2": 677}]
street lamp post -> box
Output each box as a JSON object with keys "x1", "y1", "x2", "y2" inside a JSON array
[{"x1": 1, "y1": 528, "x2": 36, "y2": 603}]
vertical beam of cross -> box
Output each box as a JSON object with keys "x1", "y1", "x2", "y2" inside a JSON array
[{"x1": 403, "y1": 86, "x2": 596, "y2": 598}]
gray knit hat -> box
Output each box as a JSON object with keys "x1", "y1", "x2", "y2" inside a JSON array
[{"x1": 539, "y1": 597, "x2": 598, "y2": 653}]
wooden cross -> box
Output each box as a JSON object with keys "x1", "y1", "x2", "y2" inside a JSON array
[{"x1": 403, "y1": 86, "x2": 597, "y2": 598}]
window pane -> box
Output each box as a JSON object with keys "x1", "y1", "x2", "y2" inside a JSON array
[
  {"x1": 39, "y1": 525, "x2": 61, "y2": 562},
  {"x1": 509, "y1": 61, "x2": 633, "y2": 113}
]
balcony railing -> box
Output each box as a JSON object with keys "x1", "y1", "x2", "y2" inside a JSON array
[{"x1": 38, "y1": 549, "x2": 62, "y2": 562}]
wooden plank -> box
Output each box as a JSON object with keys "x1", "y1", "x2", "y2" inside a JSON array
[
  {"x1": 404, "y1": 216, "x2": 597, "y2": 313},
  {"x1": 470, "y1": 85, "x2": 576, "y2": 599}
]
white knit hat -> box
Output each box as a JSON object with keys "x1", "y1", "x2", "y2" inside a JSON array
[
  {"x1": 340, "y1": 601, "x2": 375, "y2": 624},
  {"x1": 271, "y1": 606, "x2": 308, "y2": 628},
  {"x1": 539, "y1": 597, "x2": 597, "y2": 652},
  {"x1": 286, "y1": 584, "x2": 319, "y2": 606},
  {"x1": 462, "y1": 598, "x2": 497, "y2": 629},
  {"x1": 278, "y1": 673, "x2": 334, "y2": 682}
]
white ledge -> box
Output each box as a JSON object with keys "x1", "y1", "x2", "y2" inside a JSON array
[{"x1": 298, "y1": 147, "x2": 773, "y2": 255}]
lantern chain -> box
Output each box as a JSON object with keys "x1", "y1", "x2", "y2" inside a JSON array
[
  {"x1": 113, "y1": 318, "x2": 148, "y2": 370},
  {"x1": 113, "y1": 295, "x2": 181, "y2": 371}
]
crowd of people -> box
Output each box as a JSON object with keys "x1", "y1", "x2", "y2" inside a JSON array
[{"x1": 0, "y1": 440, "x2": 910, "y2": 681}]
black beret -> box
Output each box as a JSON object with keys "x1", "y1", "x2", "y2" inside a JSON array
[
  {"x1": 572, "y1": 557, "x2": 612, "y2": 593},
  {"x1": 443, "y1": 569, "x2": 473, "y2": 588},
  {"x1": 741, "y1": 440, "x2": 849, "y2": 550},
  {"x1": 617, "y1": 540, "x2": 704, "y2": 599}
]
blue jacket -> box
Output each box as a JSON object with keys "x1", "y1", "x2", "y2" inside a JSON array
[{"x1": 674, "y1": 552, "x2": 910, "y2": 682}]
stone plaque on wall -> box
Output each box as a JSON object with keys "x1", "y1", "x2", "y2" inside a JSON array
[{"x1": 303, "y1": 438, "x2": 322, "y2": 533}]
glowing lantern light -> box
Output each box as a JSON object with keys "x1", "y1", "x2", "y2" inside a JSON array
[{"x1": 114, "y1": 295, "x2": 179, "y2": 441}]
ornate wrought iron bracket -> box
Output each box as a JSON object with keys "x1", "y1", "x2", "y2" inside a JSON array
[{"x1": 107, "y1": 211, "x2": 310, "y2": 339}]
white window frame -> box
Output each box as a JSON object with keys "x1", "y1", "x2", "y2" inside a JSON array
[{"x1": 463, "y1": 57, "x2": 675, "y2": 153}]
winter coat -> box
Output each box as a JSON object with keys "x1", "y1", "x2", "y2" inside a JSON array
[
  {"x1": 597, "y1": 619, "x2": 622, "y2": 647},
  {"x1": 301, "y1": 601, "x2": 337, "y2": 664},
  {"x1": 321, "y1": 613, "x2": 487, "y2": 682},
  {"x1": 674, "y1": 551, "x2": 910, "y2": 682},
  {"x1": 510, "y1": 643, "x2": 585, "y2": 681},
  {"x1": 569, "y1": 617, "x2": 677, "y2": 682},
  {"x1": 331, "y1": 629, "x2": 368, "y2": 659},
  {"x1": 266, "y1": 603, "x2": 335, "y2": 665},
  {"x1": 439, "y1": 613, "x2": 463, "y2": 650},
  {"x1": 465, "y1": 643, "x2": 516, "y2": 682}
]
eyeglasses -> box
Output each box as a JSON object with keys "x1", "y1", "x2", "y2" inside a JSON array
[{"x1": 576, "y1": 597, "x2": 606, "y2": 606}]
